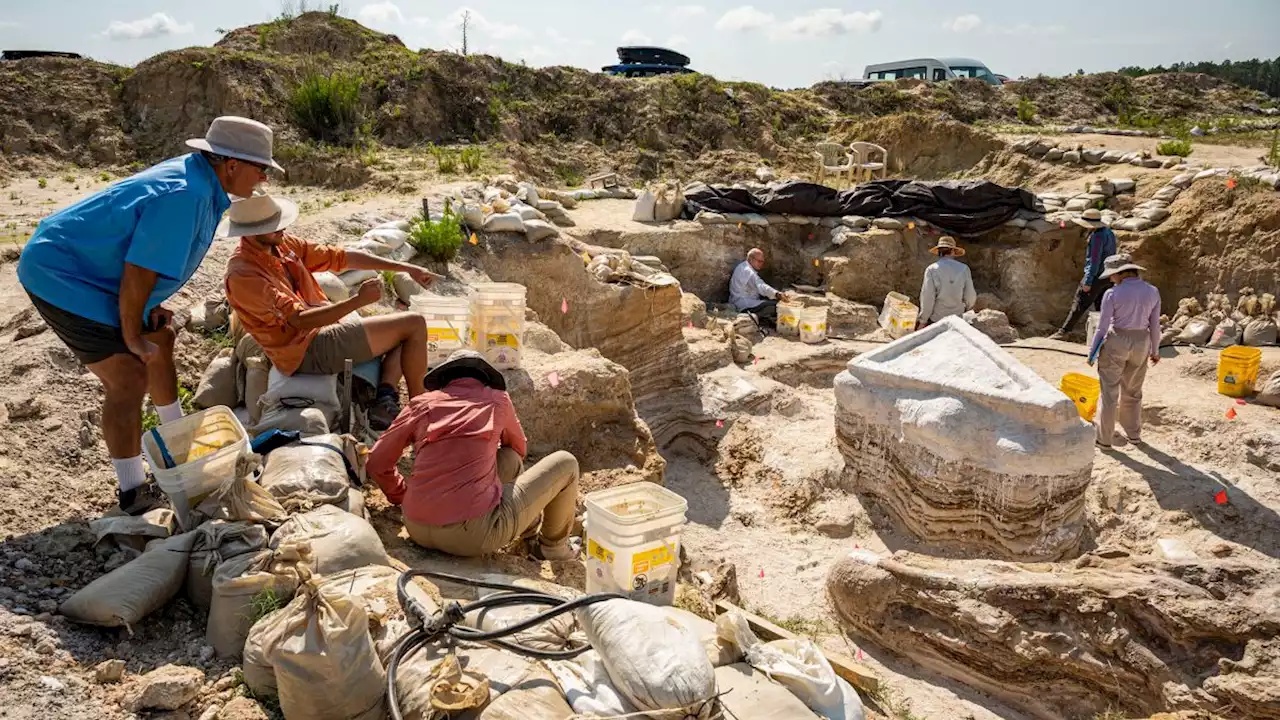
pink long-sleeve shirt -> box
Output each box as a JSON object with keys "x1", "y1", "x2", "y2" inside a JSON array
[
  {"x1": 1091, "y1": 277, "x2": 1162, "y2": 358},
  {"x1": 366, "y1": 379, "x2": 527, "y2": 526}
]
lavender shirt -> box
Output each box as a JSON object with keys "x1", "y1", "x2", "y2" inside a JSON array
[{"x1": 1091, "y1": 278, "x2": 1162, "y2": 358}]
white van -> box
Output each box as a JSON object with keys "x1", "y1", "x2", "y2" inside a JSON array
[{"x1": 863, "y1": 57, "x2": 1002, "y2": 85}]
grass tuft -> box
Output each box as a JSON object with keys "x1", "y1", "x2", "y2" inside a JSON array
[
  {"x1": 407, "y1": 200, "x2": 464, "y2": 262},
  {"x1": 288, "y1": 71, "x2": 365, "y2": 146}
]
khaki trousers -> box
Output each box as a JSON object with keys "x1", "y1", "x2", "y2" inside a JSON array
[
  {"x1": 1096, "y1": 328, "x2": 1150, "y2": 445},
  {"x1": 404, "y1": 449, "x2": 580, "y2": 557}
]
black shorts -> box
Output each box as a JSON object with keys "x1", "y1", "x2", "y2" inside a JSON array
[{"x1": 26, "y1": 291, "x2": 160, "y2": 365}]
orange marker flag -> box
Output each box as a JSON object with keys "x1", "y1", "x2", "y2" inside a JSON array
[
  {"x1": 1226, "y1": 407, "x2": 1238, "y2": 420},
  {"x1": 1215, "y1": 489, "x2": 1228, "y2": 505},
  {"x1": 469, "y1": 232, "x2": 479, "y2": 245},
  {"x1": 1226, "y1": 178, "x2": 1238, "y2": 190}
]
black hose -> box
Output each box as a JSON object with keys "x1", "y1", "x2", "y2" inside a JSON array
[{"x1": 387, "y1": 569, "x2": 626, "y2": 720}]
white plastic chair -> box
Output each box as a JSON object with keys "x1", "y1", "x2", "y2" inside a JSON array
[
  {"x1": 814, "y1": 142, "x2": 855, "y2": 187},
  {"x1": 850, "y1": 142, "x2": 889, "y2": 183}
]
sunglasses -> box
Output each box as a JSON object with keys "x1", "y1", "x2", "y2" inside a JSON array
[{"x1": 233, "y1": 158, "x2": 270, "y2": 173}]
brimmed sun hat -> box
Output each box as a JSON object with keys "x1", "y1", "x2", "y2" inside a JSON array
[
  {"x1": 1098, "y1": 253, "x2": 1146, "y2": 280},
  {"x1": 424, "y1": 350, "x2": 507, "y2": 392},
  {"x1": 1073, "y1": 208, "x2": 1106, "y2": 229},
  {"x1": 929, "y1": 236, "x2": 965, "y2": 257},
  {"x1": 186, "y1": 116, "x2": 285, "y2": 172},
  {"x1": 216, "y1": 194, "x2": 299, "y2": 238}
]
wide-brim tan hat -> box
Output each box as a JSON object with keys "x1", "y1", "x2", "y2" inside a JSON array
[
  {"x1": 217, "y1": 194, "x2": 299, "y2": 238},
  {"x1": 1073, "y1": 208, "x2": 1106, "y2": 229},
  {"x1": 186, "y1": 116, "x2": 285, "y2": 172},
  {"x1": 1098, "y1": 253, "x2": 1146, "y2": 279},
  {"x1": 424, "y1": 350, "x2": 507, "y2": 392},
  {"x1": 929, "y1": 236, "x2": 965, "y2": 256}
]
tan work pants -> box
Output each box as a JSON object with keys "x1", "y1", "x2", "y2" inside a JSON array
[
  {"x1": 404, "y1": 449, "x2": 580, "y2": 557},
  {"x1": 1096, "y1": 328, "x2": 1150, "y2": 446}
]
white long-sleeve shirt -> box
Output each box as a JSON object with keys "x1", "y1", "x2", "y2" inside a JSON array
[
  {"x1": 729, "y1": 260, "x2": 778, "y2": 311},
  {"x1": 919, "y1": 257, "x2": 977, "y2": 324}
]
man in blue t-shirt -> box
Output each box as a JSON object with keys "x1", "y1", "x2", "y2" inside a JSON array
[
  {"x1": 1049, "y1": 208, "x2": 1117, "y2": 340},
  {"x1": 17, "y1": 116, "x2": 282, "y2": 514}
]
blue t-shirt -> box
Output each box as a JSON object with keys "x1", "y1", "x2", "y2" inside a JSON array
[{"x1": 18, "y1": 153, "x2": 231, "y2": 327}]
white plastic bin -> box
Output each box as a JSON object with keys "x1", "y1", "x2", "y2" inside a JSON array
[
  {"x1": 470, "y1": 282, "x2": 526, "y2": 370},
  {"x1": 797, "y1": 306, "x2": 828, "y2": 344},
  {"x1": 878, "y1": 291, "x2": 918, "y2": 338},
  {"x1": 777, "y1": 301, "x2": 802, "y2": 337},
  {"x1": 1085, "y1": 310, "x2": 1101, "y2": 345},
  {"x1": 411, "y1": 294, "x2": 472, "y2": 368},
  {"x1": 141, "y1": 406, "x2": 248, "y2": 530},
  {"x1": 584, "y1": 482, "x2": 688, "y2": 606}
]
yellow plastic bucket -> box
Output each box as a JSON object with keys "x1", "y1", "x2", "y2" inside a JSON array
[
  {"x1": 1217, "y1": 346, "x2": 1262, "y2": 397},
  {"x1": 1060, "y1": 373, "x2": 1101, "y2": 422}
]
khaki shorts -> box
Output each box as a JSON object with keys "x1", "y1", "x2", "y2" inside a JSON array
[{"x1": 296, "y1": 320, "x2": 375, "y2": 375}]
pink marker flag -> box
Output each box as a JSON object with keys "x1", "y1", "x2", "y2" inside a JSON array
[
  {"x1": 546, "y1": 371, "x2": 560, "y2": 388},
  {"x1": 561, "y1": 298, "x2": 568, "y2": 314},
  {"x1": 715, "y1": 419, "x2": 724, "y2": 428}
]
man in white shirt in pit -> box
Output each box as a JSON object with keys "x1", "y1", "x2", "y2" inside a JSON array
[
  {"x1": 918, "y1": 236, "x2": 977, "y2": 328},
  {"x1": 729, "y1": 248, "x2": 793, "y2": 329}
]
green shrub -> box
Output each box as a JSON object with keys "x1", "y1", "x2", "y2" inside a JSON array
[
  {"x1": 554, "y1": 165, "x2": 584, "y2": 187},
  {"x1": 288, "y1": 72, "x2": 365, "y2": 146},
  {"x1": 37, "y1": 178, "x2": 47, "y2": 189},
  {"x1": 1268, "y1": 129, "x2": 1280, "y2": 167},
  {"x1": 1016, "y1": 97, "x2": 1036, "y2": 123},
  {"x1": 1156, "y1": 138, "x2": 1193, "y2": 157},
  {"x1": 407, "y1": 201, "x2": 464, "y2": 262},
  {"x1": 460, "y1": 146, "x2": 483, "y2": 173},
  {"x1": 431, "y1": 145, "x2": 459, "y2": 174}
]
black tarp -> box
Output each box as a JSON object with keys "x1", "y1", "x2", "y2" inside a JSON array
[{"x1": 684, "y1": 180, "x2": 1037, "y2": 236}]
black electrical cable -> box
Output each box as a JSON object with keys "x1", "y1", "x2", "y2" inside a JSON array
[{"x1": 386, "y1": 569, "x2": 627, "y2": 720}]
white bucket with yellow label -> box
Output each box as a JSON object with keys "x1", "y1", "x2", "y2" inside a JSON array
[{"x1": 584, "y1": 482, "x2": 688, "y2": 606}]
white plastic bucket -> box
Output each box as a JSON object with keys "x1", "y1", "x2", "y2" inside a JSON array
[
  {"x1": 1085, "y1": 310, "x2": 1101, "y2": 345},
  {"x1": 411, "y1": 294, "x2": 472, "y2": 368},
  {"x1": 878, "y1": 291, "x2": 918, "y2": 338},
  {"x1": 584, "y1": 482, "x2": 688, "y2": 606},
  {"x1": 798, "y1": 307, "x2": 828, "y2": 344},
  {"x1": 470, "y1": 283, "x2": 526, "y2": 370},
  {"x1": 777, "y1": 301, "x2": 802, "y2": 337},
  {"x1": 141, "y1": 406, "x2": 248, "y2": 531}
]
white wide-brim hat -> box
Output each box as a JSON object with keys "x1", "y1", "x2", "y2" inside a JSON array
[
  {"x1": 186, "y1": 116, "x2": 285, "y2": 172},
  {"x1": 1098, "y1": 253, "x2": 1146, "y2": 279},
  {"x1": 217, "y1": 195, "x2": 299, "y2": 238},
  {"x1": 1073, "y1": 208, "x2": 1106, "y2": 229}
]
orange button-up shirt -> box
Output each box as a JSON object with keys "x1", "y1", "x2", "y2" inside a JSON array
[{"x1": 224, "y1": 234, "x2": 348, "y2": 375}]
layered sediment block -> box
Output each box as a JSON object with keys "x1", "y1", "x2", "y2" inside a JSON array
[{"x1": 833, "y1": 316, "x2": 1094, "y2": 560}]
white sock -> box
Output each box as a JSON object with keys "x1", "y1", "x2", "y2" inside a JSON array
[
  {"x1": 156, "y1": 401, "x2": 184, "y2": 424},
  {"x1": 112, "y1": 456, "x2": 147, "y2": 492}
]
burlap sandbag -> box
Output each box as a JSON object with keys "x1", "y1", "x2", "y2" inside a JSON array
[
  {"x1": 1243, "y1": 317, "x2": 1278, "y2": 346},
  {"x1": 265, "y1": 572, "x2": 387, "y2": 720},
  {"x1": 191, "y1": 464, "x2": 288, "y2": 529},
  {"x1": 193, "y1": 351, "x2": 238, "y2": 410},
  {"x1": 463, "y1": 576, "x2": 585, "y2": 653},
  {"x1": 206, "y1": 544, "x2": 308, "y2": 658},
  {"x1": 1209, "y1": 317, "x2": 1242, "y2": 348},
  {"x1": 242, "y1": 565, "x2": 442, "y2": 698},
  {"x1": 1255, "y1": 371, "x2": 1280, "y2": 408},
  {"x1": 186, "y1": 520, "x2": 269, "y2": 612},
  {"x1": 1174, "y1": 318, "x2": 1214, "y2": 345},
  {"x1": 269, "y1": 505, "x2": 391, "y2": 576},
  {"x1": 59, "y1": 531, "x2": 197, "y2": 629},
  {"x1": 89, "y1": 508, "x2": 175, "y2": 556},
  {"x1": 258, "y1": 435, "x2": 352, "y2": 512}
]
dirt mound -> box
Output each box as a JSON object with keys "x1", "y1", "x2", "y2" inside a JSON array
[
  {"x1": 215, "y1": 11, "x2": 404, "y2": 59},
  {"x1": 831, "y1": 114, "x2": 1006, "y2": 178},
  {"x1": 0, "y1": 58, "x2": 129, "y2": 167},
  {"x1": 1009, "y1": 71, "x2": 1271, "y2": 124}
]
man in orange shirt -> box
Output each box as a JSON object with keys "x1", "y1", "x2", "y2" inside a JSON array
[{"x1": 222, "y1": 194, "x2": 438, "y2": 428}]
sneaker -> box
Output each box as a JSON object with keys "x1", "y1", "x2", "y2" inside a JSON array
[
  {"x1": 537, "y1": 538, "x2": 581, "y2": 562},
  {"x1": 368, "y1": 395, "x2": 401, "y2": 432},
  {"x1": 118, "y1": 483, "x2": 164, "y2": 516}
]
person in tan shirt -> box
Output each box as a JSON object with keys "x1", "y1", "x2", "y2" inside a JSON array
[{"x1": 222, "y1": 194, "x2": 438, "y2": 428}]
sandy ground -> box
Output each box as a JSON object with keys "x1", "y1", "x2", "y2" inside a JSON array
[{"x1": 1, "y1": 155, "x2": 1278, "y2": 720}]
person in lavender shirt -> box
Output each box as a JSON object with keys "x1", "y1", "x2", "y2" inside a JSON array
[{"x1": 1087, "y1": 254, "x2": 1162, "y2": 449}]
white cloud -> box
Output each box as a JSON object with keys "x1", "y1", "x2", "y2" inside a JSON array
[
  {"x1": 358, "y1": 1, "x2": 404, "y2": 26},
  {"x1": 666, "y1": 35, "x2": 689, "y2": 48},
  {"x1": 1224, "y1": 41, "x2": 1234, "y2": 50},
  {"x1": 775, "y1": 9, "x2": 883, "y2": 38},
  {"x1": 716, "y1": 6, "x2": 776, "y2": 32},
  {"x1": 988, "y1": 22, "x2": 1064, "y2": 35},
  {"x1": 410, "y1": 16, "x2": 430, "y2": 26},
  {"x1": 621, "y1": 29, "x2": 653, "y2": 45},
  {"x1": 103, "y1": 12, "x2": 193, "y2": 40},
  {"x1": 673, "y1": 5, "x2": 708, "y2": 18},
  {"x1": 943, "y1": 14, "x2": 982, "y2": 33}
]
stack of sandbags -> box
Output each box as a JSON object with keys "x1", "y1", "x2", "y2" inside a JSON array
[{"x1": 338, "y1": 221, "x2": 413, "y2": 289}]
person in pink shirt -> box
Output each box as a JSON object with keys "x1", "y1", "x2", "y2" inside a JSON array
[
  {"x1": 1087, "y1": 254, "x2": 1162, "y2": 449},
  {"x1": 366, "y1": 350, "x2": 580, "y2": 560}
]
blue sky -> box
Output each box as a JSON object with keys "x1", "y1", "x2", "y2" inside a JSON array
[{"x1": 1, "y1": 1, "x2": 1277, "y2": 88}]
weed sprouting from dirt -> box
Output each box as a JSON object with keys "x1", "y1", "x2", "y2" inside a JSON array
[
  {"x1": 460, "y1": 146, "x2": 483, "y2": 173},
  {"x1": 289, "y1": 71, "x2": 365, "y2": 145},
  {"x1": 408, "y1": 201, "x2": 464, "y2": 262},
  {"x1": 379, "y1": 269, "x2": 398, "y2": 292},
  {"x1": 1017, "y1": 97, "x2": 1036, "y2": 123},
  {"x1": 869, "y1": 684, "x2": 926, "y2": 720},
  {"x1": 37, "y1": 178, "x2": 47, "y2": 189},
  {"x1": 1157, "y1": 138, "x2": 1194, "y2": 157},
  {"x1": 248, "y1": 587, "x2": 287, "y2": 625},
  {"x1": 554, "y1": 165, "x2": 584, "y2": 187},
  {"x1": 1269, "y1": 129, "x2": 1280, "y2": 167},
  {"x1": 142, "y1": 386, "x2": 195, "y2": 432},
  {"x1": 429, "y1": 144, "x2": 460, "y2": 174}
]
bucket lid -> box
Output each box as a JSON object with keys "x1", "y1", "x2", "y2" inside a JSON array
[{"x1": 584, "y1": 482, "x2": 688, "y2": 526}]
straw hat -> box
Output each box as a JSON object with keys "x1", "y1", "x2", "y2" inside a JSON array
[
  {"x1": 424, "y1": 350, "x2": 507, "y2": 392},
  {"x1": 186, "y1": 116, "x2": 284, "y2": 172},
  {"x1": 1098, "y1": 253, "x2": 1146, "y2": 280},
  {"x1": 216, "y1": 194, "x2": 299, "y2": 238},
  {"x1": 1073, "y1": 208, "x2": 1106, "y2": 229},
  {"x1": 929, "y1": 236, "x2": 965, "y2": 257}
]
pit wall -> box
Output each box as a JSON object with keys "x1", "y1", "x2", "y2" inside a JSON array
[{"x1": 579, "y1": 220, "x2": 1090, "y2": 332}]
